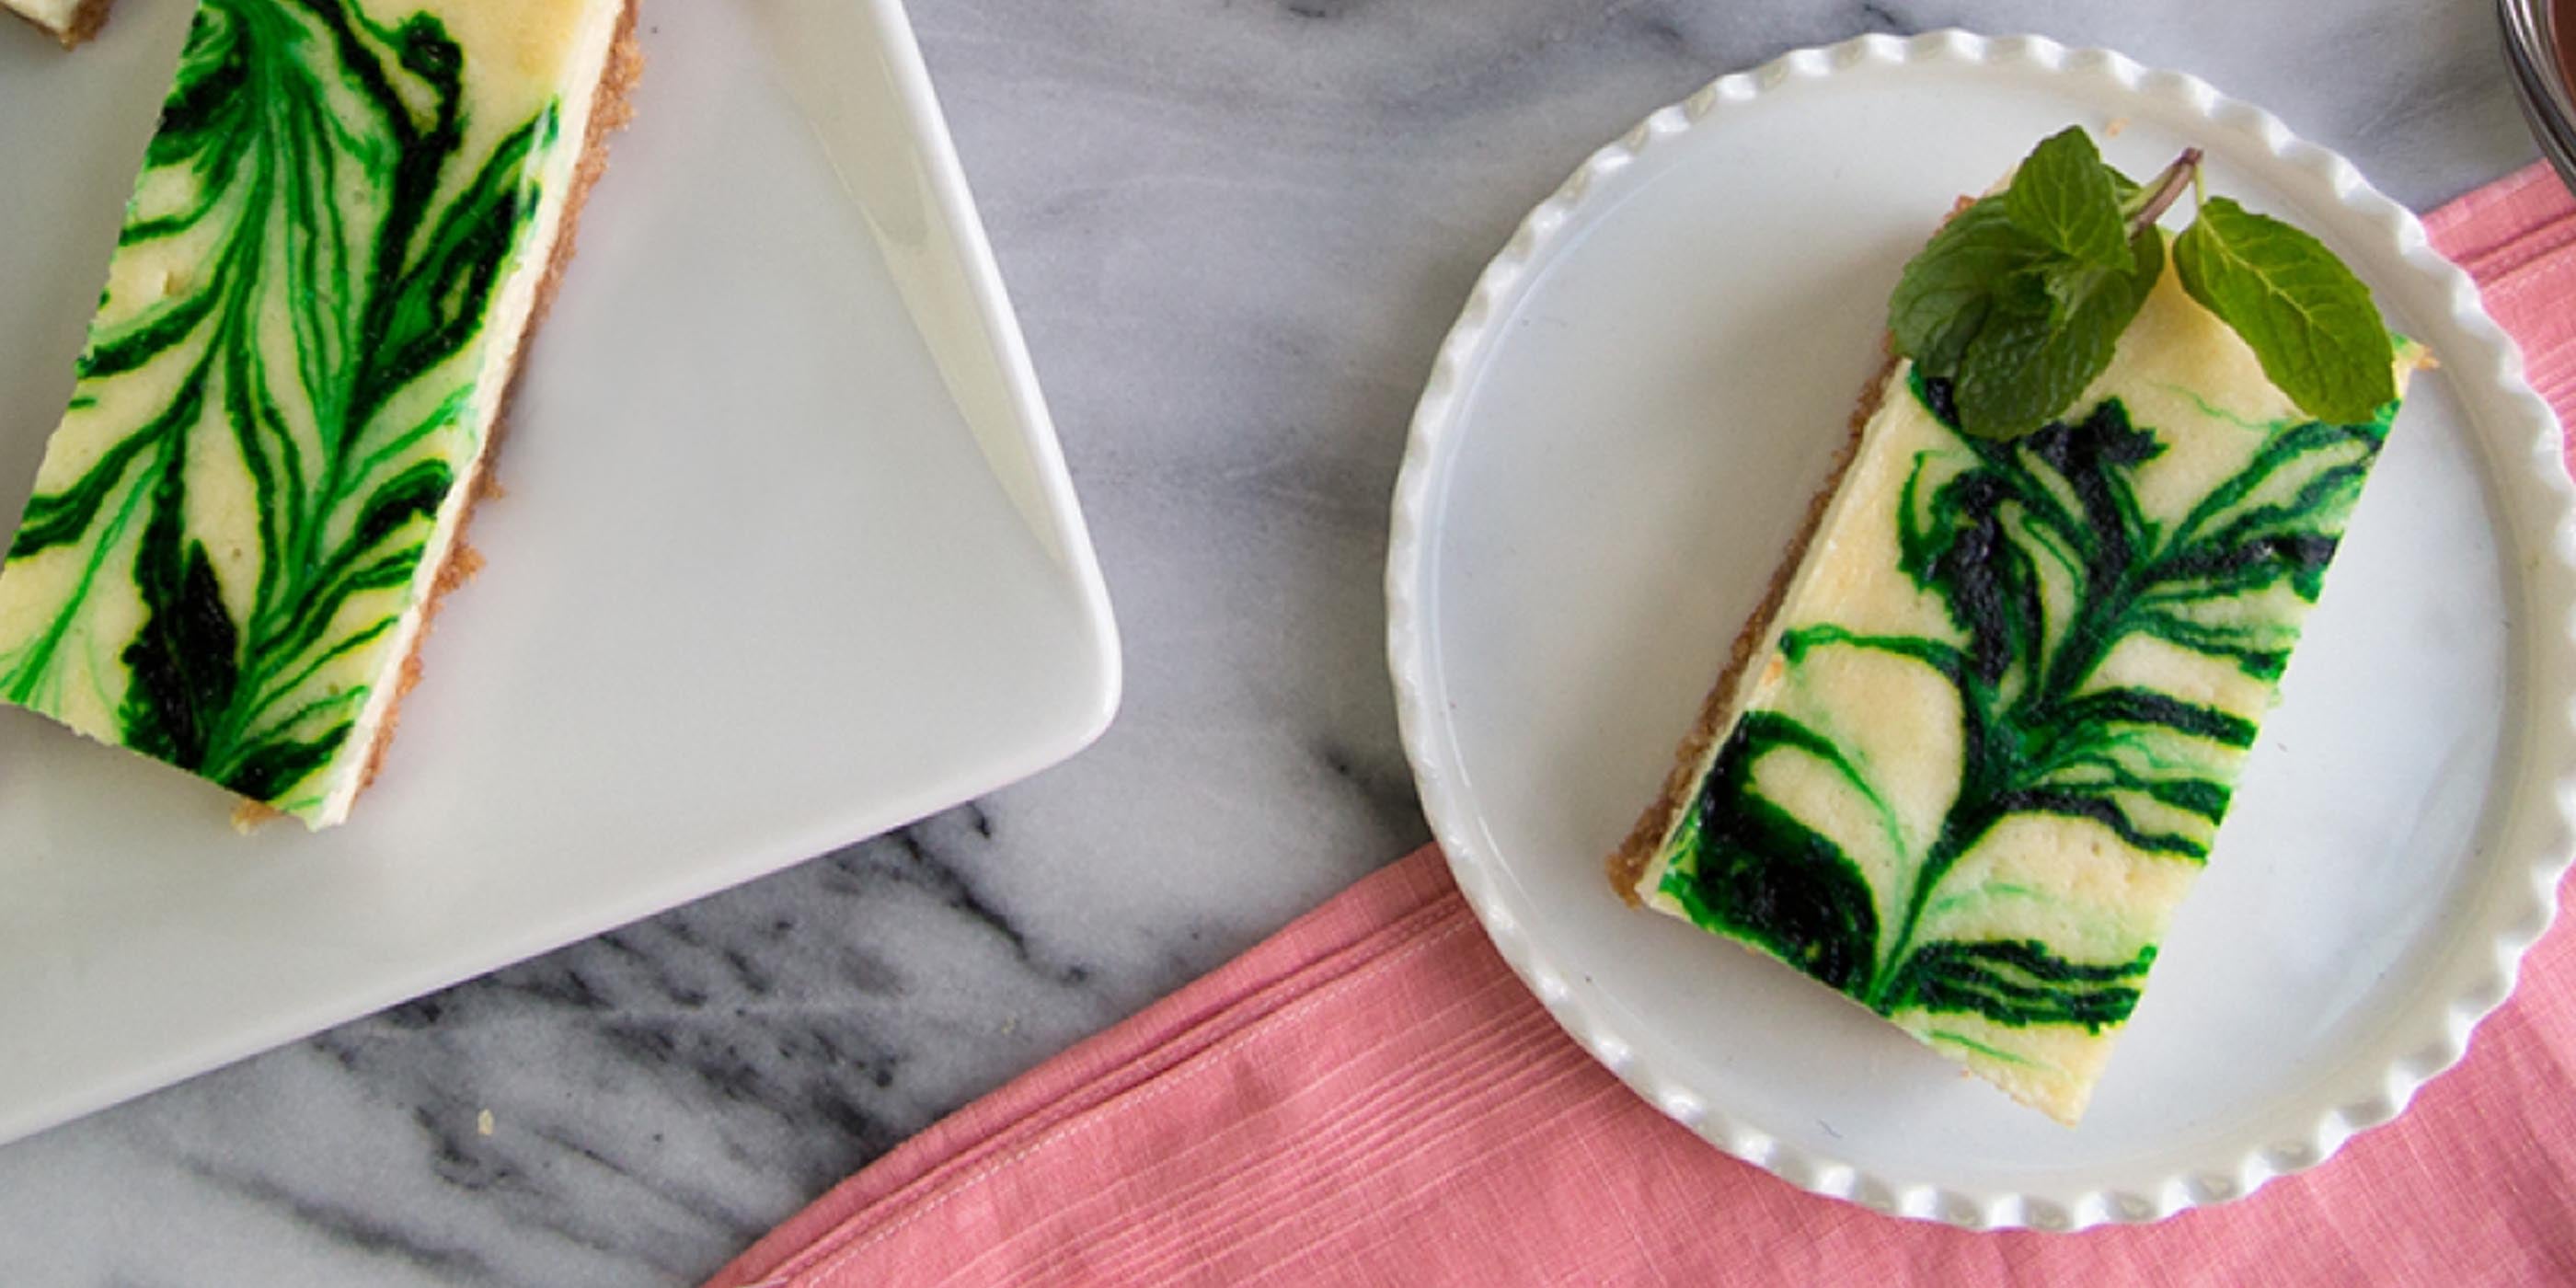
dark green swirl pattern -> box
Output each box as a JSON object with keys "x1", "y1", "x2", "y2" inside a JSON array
[
  {"x1": 0, "y1": 0, "x2": 573, "y2": 822},
  {"x1": 1658, "y1": 370, "x2": 2398, "y2": 1073}
]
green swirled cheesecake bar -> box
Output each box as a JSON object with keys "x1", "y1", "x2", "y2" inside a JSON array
[
  {"x1": 1610, "y1": 136, "x2": 2425, "y2": 1124},
  {"x1": 0, "y1": 0, "x2": 640, "y2": 827}
]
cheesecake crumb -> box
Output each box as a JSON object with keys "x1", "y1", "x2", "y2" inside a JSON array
[{"x1": 230, "y1": 800, "x2": 282, "y2": 834}]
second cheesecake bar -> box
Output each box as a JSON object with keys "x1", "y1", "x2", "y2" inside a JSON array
[{"x1": 1612, "y1": 232, "x2": 2421, "y2": 1125}]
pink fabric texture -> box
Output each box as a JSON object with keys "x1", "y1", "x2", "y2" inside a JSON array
[{"x1": 705, "y1": 167, "x2": 2576, "y2": 1288}]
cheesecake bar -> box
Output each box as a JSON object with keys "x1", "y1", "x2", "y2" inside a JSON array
[
  {"x1": 1612, "y1": 248, "x2": 2421, "y2": 1124},
  {"x1": 5, "y1": 0, "x2": 112, "y2": 47},
  {"x1": 0, "y1": 0, "x2": 640, "y2": 827}
]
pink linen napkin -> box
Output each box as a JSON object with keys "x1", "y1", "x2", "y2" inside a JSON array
[{"x1": 705, "y1": 166, "x2": 2576, "y2": 1288}]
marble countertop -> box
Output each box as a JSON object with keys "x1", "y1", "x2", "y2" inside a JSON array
[{"x1": 0, "y1": 1, "x2": 2543, "y2": 1282}]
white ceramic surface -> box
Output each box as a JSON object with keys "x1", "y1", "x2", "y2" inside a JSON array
[
  {"x1": 1387, "y1": 32, "x2": 2576, "y2": 1230},
  {"x1": 0, "y1": 0, "x2": 1119, "y2": 1145}
]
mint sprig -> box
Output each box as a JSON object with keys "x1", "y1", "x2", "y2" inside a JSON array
[{"x1": 1889, "y1": 127, "x2": 2396, "y2": 439}]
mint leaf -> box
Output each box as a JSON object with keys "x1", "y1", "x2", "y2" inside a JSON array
[
  {"x1": 1890, "y1": 198, "x2": 2055, "y2": 374},
  {"x1": 2174, "y1": 196, "x2": 2395, "y2": 424},
  {"x1": 2006, "y1": 127, "x2": 2132, "y2": 270},
  {"x1": 1952, "y1": 227, "x2": 2164, "y2": 438}
]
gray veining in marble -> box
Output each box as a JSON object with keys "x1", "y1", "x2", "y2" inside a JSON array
[{"x1": 0, "y1": 0, "x2": 2541, "y2": 1283}]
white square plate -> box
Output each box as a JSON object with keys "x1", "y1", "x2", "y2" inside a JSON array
[{"x1": 0, "y1": 0, "x2": 1119, "y2": 1144}]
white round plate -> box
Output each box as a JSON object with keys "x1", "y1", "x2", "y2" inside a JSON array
[{"x1": 1386, "y1": 31, "x2": 2576, "y2": 1231}]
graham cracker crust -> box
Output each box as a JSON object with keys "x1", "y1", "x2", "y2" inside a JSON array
[
  {"x1": 1604, "y1": 348, "x2": 1894, "y2": 903},
  {"x1": 7, "y1": 0, "x2": 112, "y2": 47},
  {"x1": 348, "y1": 0, "x2": 644, "y2": 803},
  {"x1": 62, "y1": 0, "x2": 109, "y2": 44},
  {"x1": 61, "y1": 0, "x2": 110, "y2": 46}
]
